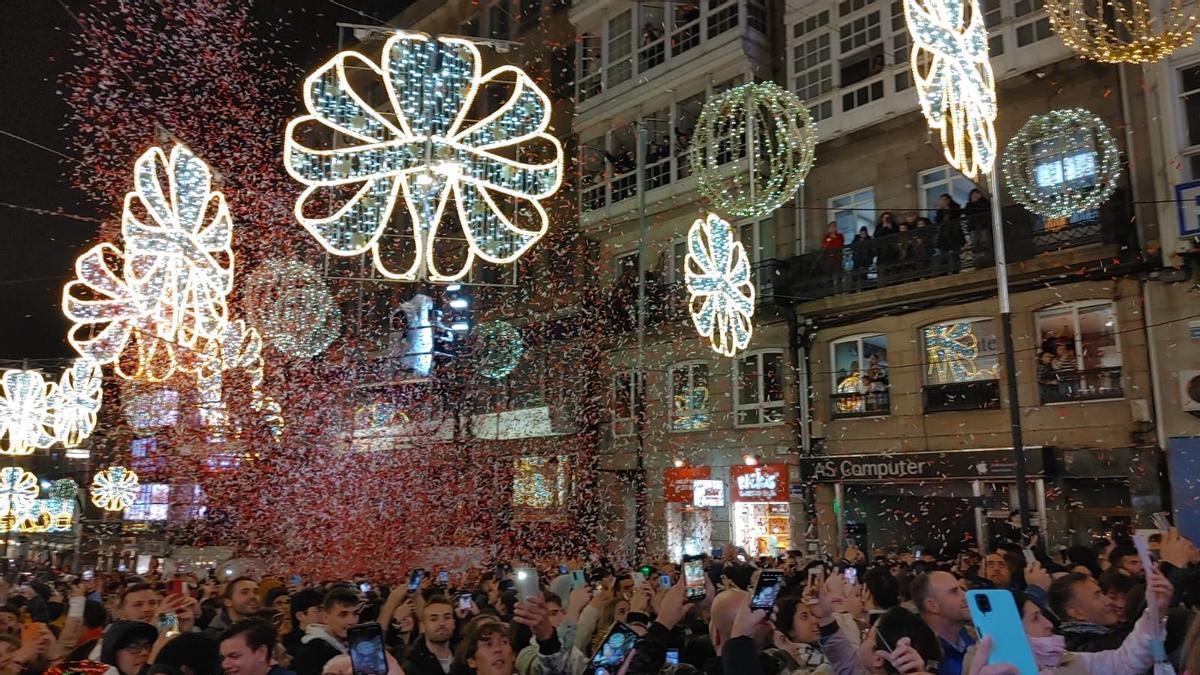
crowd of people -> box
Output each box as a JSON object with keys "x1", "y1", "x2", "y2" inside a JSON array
[
  {"x1": 2, "y1": 527, "x2": 1198, "y2": 675},
  {"x1": 819, "y1": 191, "x2": 993, "y2": 279}
]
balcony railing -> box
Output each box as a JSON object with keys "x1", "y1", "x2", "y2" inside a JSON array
[
  {"x1": 923, "y1": 380, "x2": 1001, "y2": 413},
  {"x1": 1038, "y1": 367, "x2": 1123, "y2": 404},
  {"x1": 832, "y1": 390, "x2": 890, "y2": 418}
]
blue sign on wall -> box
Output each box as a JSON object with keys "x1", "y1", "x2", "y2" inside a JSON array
[
  {"x1": 1175, "y1": 181, "x2": 1200, "y2": 237},
  {"x1": 1167, "y1": 437, "x2": 1200, "y2": 544}
]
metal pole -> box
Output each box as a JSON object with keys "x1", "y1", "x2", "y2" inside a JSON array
[
  {"x1": 634, "y1": 124, "x2": 649, "y2": 561},
  {"x1": 988, "y1": 169, "x2": 1031, "y2": 534}
]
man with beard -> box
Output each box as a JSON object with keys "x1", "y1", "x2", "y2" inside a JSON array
[
  {"x1": 403, "y1": 597, "x2": 456, "y2": 675},
  {"x1": 207, "y1": 578, "x2": 262, "y2": 638}
]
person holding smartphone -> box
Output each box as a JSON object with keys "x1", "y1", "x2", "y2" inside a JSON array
[
  {"x1": 399, "y1": 596, "x2": 456, "y2": 675},
  {"x1": 762, "y1": 572, "x2": 862, "y2": 675}
]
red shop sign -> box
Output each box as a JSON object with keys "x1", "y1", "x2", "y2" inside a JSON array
[
  {"x1": 663, "y1": 466, "x2": 711, "y2": 502},
  {"x1": 730, "y1": 463, "x2": 789, "y2": 502}
]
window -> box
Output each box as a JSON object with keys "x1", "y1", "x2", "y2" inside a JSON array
[
  {"x1": 707, "y1": 0, "x2": 739, "y2": 37},
  {"x1": 1035, "y1": 302, "x2": 1122, "y2": 403},
  {"x1": 735, "y1": 351, "x2": 786, "y2": 426},
  {"x1": 1179, "y1": 64, "x2": 1200, "y2": 180},
  {"x1": 675, "y1": 91, "x2": 706, "y2": 179},
  {"x1": 831, "y1": 334, "x2": 890, "y2": 417},
  {"x1": 830, "y1": 187, "x2": 875, "y2": 246},
  {"x1": 670, "y1": 362, "x2": 712, "y2": 430},
  {"x1": 666, "y1": 239, "x2": 688, "y2": 284},
  {"x1": 607, "y1": 11, "x2": 634, "y2": 88},
  {"x1": 793, "y1": 33, "x2": 834, "y2": 101},
  {"x1": 1016, "y1": 16, "x2": 1052, "y2": 45},
  {"x1": 126, "y1": 484, "x2": 170, "y2": 521},
  {"x1": 638, "y1": 4, "x2": 667, "y2": 72},
  {"x1": 615, "y1": 250, "x2": 640, "y2": 279},
  {"x1": 839, "y1": 0, "x2": 875, "y2": 16},
  {"x1": 613, "y1": 370, "x2": 643, "y2": 436},
  {"x1": 890, "y1": 1, "x2": 910, "y2": 90},
  {"x1": 171, "y1": 484, "x2": 206, "y2": 521},
  {"x1": 1025, "y1": 128, "x2": 1102, "y2": 212},
  {"x1": 919, "y1": 166, "x2": 978, "y2": 217},
  {"x1": 921, "y1": 318, "x2": 1002, "y2": 411},
  {"x1": 839, "y1": 11, "x2": 882, "y2": 52},
  {"x1": 740, "y1": 218, "x2": 777, "y2": 293},
  {"x1": 488, "y1": 2, "x2": 510, "y2": 39}
]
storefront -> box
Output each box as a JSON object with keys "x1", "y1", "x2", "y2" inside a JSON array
[
  {"x1": 799, "y1": 448, "x2": 1051, "y2": 555},
  {"x1": 731, "y1": 464, "x2": 791, "y2": 556},
  {"x1": 663, "y1": 466, "x2": 714, "y2": 560}
]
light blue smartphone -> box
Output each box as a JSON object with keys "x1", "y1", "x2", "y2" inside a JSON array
[{"x1": 966, "y1": 590, "x2": 1038, "y2": 675}]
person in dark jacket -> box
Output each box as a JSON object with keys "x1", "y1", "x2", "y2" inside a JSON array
[
  {"x1": 150, "y1": 632, "x2": 222, "y2": 675},
  {"x1": 401, "y1": 597, "x2": 457, "y2": 675},
  {"x1": 292, "y1": 589, "x2": 359, "y2": 675},
  {"x1": 219, "y1": 619, "x2": 295, "y2": 675},
  {"x1": 283, "y1": 589, "x2": 325, "y2": 659},
  {"x1": 100, "y1": 621, "x2": 159, "y2": 675},
  {"x1": 1048, "y1": 573, "x2": 1130, "y2": 652},
  {"x1": 934, "y1": 194, "x2": 966, "y2": 274},
  {"x1": 962, "y1": 188, "x2": 992, "y2": 267}
]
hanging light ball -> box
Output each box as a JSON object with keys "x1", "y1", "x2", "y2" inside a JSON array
[
  {"x1": 472, "y1": 320, "x2": 524, "y2": 380},
  {"x1": 1001, "y1": 108, "x2": 1122, "y2": 219},
  {"x1": 50, "y1": 479, "x2": 78, "y2": 501},
  {"x1": 690, "y1": 82, "x2": 816, "y2": 219},
  {"x1": 1044, "y1": 0, "x2": 1199, "y2": 63},
  {"x1": 244, "y1": 260, "x2": 341, "y2": 359},
  {"x1": 121, "y1": 383, "x2": 180, "y2": 434}
]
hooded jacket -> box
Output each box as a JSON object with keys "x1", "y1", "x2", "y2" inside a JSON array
[
  {"x1": 293, "y1": 624, "x2": 347, "y2": 675},
  {"x1": 100, "y1": 621, "x2": 158, "y2": 672}
]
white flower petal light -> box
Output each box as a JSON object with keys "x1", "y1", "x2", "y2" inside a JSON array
[
  {"x1": 90, "y1": 465, "x2": 140, "y2": 512},
  {"x1": 685, "y1": 214, "x2": 756, "y2": 357}
]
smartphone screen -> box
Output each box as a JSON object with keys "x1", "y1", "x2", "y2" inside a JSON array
[
  {"x1": 569, "y1": 570, "x2": 586, "y2": 591},
  {"x1": 659, "y1": 573, "x2": 671, "y2": 590},
  {"x1": 630, "y1": 570, "x2": 645, "y2": 588},
  {"x1": 513, "y1": 567, "x2": 539, "y2": 600},
  {"x1": 358, "y1": 582, "x2": 372, "y2": 594},
  {"x1": 665, "y1": 649, "x2": 679, "y2": 666},
  {"x1": 407, "y1": 569, "x2": 424, "y2": 592},
  {"x1": 682, "y1": 556, "x2": 705, "y2": 602},
  {"x1": 589, "y1": 622, "x2": 639, "y2": 669},
  {"x1": 843, "y1": 567, "x2": 858, "y2": 585},
  {"x1": 1152, "y1": 511, "x2": 1171, "y2": 531},
  {"x1": 347, "y1": 623, "x2": 388, "y2": 675},
  {"x1": 82, "y1": 568, "x2": 95, "y2": 582},
  {"x1": 437, "y1": 571, "x2": 449, "y2": 585},
  {"x1": 639, "y1": 565, "x2": 652, "y2": 577},
  {"x1": 167, "y1": 579, "x2": 188, "y2": 596},
  {"x1": 158, "y1": 612, "x2": 178, "y2": 637},
  {"x1": 457, "y1": 594, "x2": 473, "y2": 611},
  {"x1": 751, "y1": 570, "x2": 783, "y2": 610}
]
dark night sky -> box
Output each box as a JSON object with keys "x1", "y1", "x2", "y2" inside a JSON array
[{"x1": 0, "y1": 0, "x2": 409, "y2": 360}]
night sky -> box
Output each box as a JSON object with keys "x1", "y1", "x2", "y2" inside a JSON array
[{"x1": 0, "y1": 0, "x2": 408, "y2": 360}]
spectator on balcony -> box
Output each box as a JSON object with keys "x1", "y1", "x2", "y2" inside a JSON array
[
  {"x1": 851, "y1": 227, "x2": 873, "y2": 271},
  {"x1": 896, "y1": 222, "x2": 917, "y2": 260},
  {"x1": 865, "y1": 353, "x2": 889, "y2": 409},
  {"x1": 936, "y1": 212, "x2": 966, "y2": 275},
  {"x1": 606, "y1": 146, "x2": 635, "y2": 175},
  {"x1": 935, "y1": 193, "x2": 962, "y2": 224},
  {"x1": 874, "y1": 212, "x2": 900, "y2": 267},
  {"x1": 820, "y1": 222, "x2": 845, "y2": 275},
  {"x1": 1054, "y1": 343, "x2": 1080, "y2": 399},
  {"x1": 675, "y1": 3, "x2": 700, "y2": 26},
  {"x1": 874, "y1": 211, "x2": 899, "y2": 239},
  {"x1": 963, "y1": 188, "x2": 993, "y2": 268},
  {"x1": 641, "y1": 22, "x2": 663, "y2": 45},
  {"x1": 1038, "y1": 351, "x2": 1058, "y2": 401}
]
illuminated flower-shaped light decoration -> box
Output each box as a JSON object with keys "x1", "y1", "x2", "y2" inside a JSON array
[
  {"x1": 195, "y1": 320, "x2": 284, "y2": 439},
  {"x1": 0, "y1": 369, "x2": 57, "y2": 455},
  {"x1": 0, "y1": 467, "x2": 39, "y2": 519},
  {"x1": 685, "y1": 214, "x2": 756, "y2": 357},
  {"x1": 63, "y1": 145, "x2": 234, "y2": 381},
  {"x1": 90, "y1": 466, "x2": 140, "y2": 512},
  {"x1": 904, "y1": 0, "x2": 997, "y2": 179},
  {"x1": 51, "y1": 359, "x2": 104, "y2": 448},
  {"x1": 284, "y1": 32, "x2": 564, "y2": 282}
]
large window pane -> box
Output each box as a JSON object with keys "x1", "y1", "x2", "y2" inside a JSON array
[
  {"x1": 671, "y1": 362, "x2": 712, "y2": 431},
  {"x1": 832, "y1": 334, "x2": 890, "y2": 417},
  {"x1": 1036, "y1": 303, "x2": 1122, "y2": 403}
]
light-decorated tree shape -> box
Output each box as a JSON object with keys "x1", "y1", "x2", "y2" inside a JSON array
[
  {"x1": 904, "y1": 0, "x2": 997, "y2": 179},
  {"x1": 0, "y1": 370, "x2": 57, "y2": 455},
  {"x1": 51, "y1": 359, "x2": 104, "y2": 448},
  {"x1": 685, "y1": 214, "x2": 756, "y2": 357},
  {"x1": 284, "y1": 32, "x2": 564, "y2": 282},
  {"x1": 90, "y1": 466, "x2": 140, "y2": 512},
  {"x1": 63, "y1": 144, "x2": 234, "y2": 382}
]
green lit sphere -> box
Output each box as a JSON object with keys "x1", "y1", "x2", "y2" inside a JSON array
[
  {"x1": 1001, "y1": 108, "x2": 1121, "y2": 219},
  {"x1": 473, "y1": 320, "x2": 524, "y2": 379},
  {"x1": 50, "y1": 479, "x2": 78, "y2": 500},
  {"x1": 690, "y1": 82, "x2": 816, "y2": 219},
  {"x1": 245, "y1": 260, "x2": 341, "y2": 359}
]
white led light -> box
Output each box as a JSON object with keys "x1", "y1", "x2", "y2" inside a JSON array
[
  {"x1": 685, "y1": 214, "x2": 756, "y2": 357},
  {"x1": 90, "y1": 466, "x2": 140, "y2": 512},
  {"x1": 283, "y1": 32, "x2": 564, "y2": 282},
  {"x1": 904, "y1": 0, "x2": 997, "y2": 179},
  {"x1": 450, "y1": 298, "x2": 469, "y2": 309},
  {"x1": 451, "y1": 321, "x2": 470, "y2": 331}
]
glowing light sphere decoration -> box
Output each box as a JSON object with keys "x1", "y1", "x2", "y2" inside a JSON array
[
  {"x1": 50, "y1": 479, "x2": 78, "y2": 501},
  {"x1": 689, "y1": 83, "x2": 816, "y2": 219},
  {"x1": 1001, "y1": 108, "x2": 1122, "y2": 219},
  {"x1": 90, "y1": 466, "x2": 140, "y2": 512},
  {"x1": 284, "y1": 32, "x2": 564, "y2": 282},
  {"x1": 472, "y1": 321, "x2": 524, "y2": 379},
  {"x1": 245, "y1": 260, "x2": 341, "y2": 359},
  {"x1": 63, "y1": 144, "x2": 234, "y2": 382},
  {"x1": 904, "y1": 0, "x2": 997, "y2": 179},
  {"x1": 685, "y1": 214, "x2": 756, "y2": 357},
  {"x1": 0, "y1": 359, "x2": 103, "y2": 454},
  {"x1": 1044, "y1": 0, "x2": 1199, "y2": 63}
]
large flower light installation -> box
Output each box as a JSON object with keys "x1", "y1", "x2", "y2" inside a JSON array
[
  {"x1": 1001, "y1": 108, "x2": 1122, "y2": 219},
  {"x1": 904, "y1": 0, "x2": 997, "y2": 179},
  {"x1": 90, "y1": 466, "x2": 140, "y2": 512},
  {"x1": 0, "y1": 468, "x2": 39, "y2": 519},
  {"x1": 685, "y1": 214, "x2": 756, "y2": 357},
  {"x1": 690, "y1": 82, "x2": 816, "y2": 218},
  {"x1": 245, "y1": 260, "x2": 341, "y2": 358},
  {"x1": 283, "y1": 32, "x2": 564, "y2": 282},
  {"x1": 1044, "y1": 0, "x2": 1198, "y2": 63},
  {"x1": 0, "y1": 359, "x2": 103, "y2": 454},
  {"x1": 63, "y1": 144, "x2": 233, "y2": 381}
]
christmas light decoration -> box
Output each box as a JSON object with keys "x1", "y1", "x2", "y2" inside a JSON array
[
  {"x1": 90, "y1": 466, "x2": 140, "y2": 512},
  {"x1": 63, "y1": 144, "x2": 234, "y2": 381},
  {"x1": 685, "y1": 214, "x2": 756, "y2": 357},
  {"x1": 1001, "y1": 108, "x2": 1121, "y2": 219},
  {"x1": 245, "y1": 260, "x2": 341, "y2": 359},
  {"x1": 50, "y1": 479, "x2": 78, "y2": 501},
  {"x1": 473, "y1": 320, "x2": 524, "y2": 379},
  {"x1": 0, "y1": 369, "x2": 56, "y2": 455},
  {"x1": 50, "y1": 359, "x2": 104, "y2": 448},
  {"x1": 195, "y1": 320, "x2": 285, "y2": 439},
  {"x1": 690, "y1": 83, "x2": 816, "y2": 218},
  {"x1": 924, "y1": 321, "x2": 998, "y2": 382},
  {"x1": 0, "y1": 468, "x2": 39, "y2": 519},
  {"x1": 1044, "y1": 0, "x2": 1198, "y2": 63},
  {"x1": 284, "y1": 32, "x2": 564, "y2": 282},
  {"x1": 512, "y1": 455, "x2": 568, "y2": 510},
  {"x1": 904, "y1": 0, "x2": 997, "y2": 179}
]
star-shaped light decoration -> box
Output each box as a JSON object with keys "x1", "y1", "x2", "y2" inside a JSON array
[
  {"x1": 63, "y1": 145, "x2": 234, "y2": 381},
  {"x1": 684, "y1": 214, "x2": 756, "y2": 357},
  {"x1": 90, "y1": 466, "x2": 140, "y2": 512},
  {"x1": 0, "y1": 467, "x2": 39, "y2": 519},
  {"x1": 0, "y1": 369, "x2": 57, "y2": 455},
  {"x1": 904, "y1": 0, "x2": 997, "y2": 179},
  {"x1": 284, "y1": 32, "x2": 564, "y2": 282}
]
